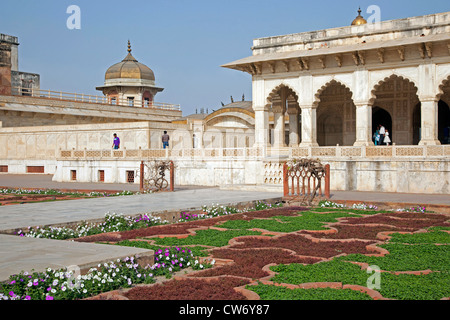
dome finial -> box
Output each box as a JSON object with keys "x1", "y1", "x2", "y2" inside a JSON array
[
  {"x1": 351, "y1": 6, "x2": 367, "y2": 26},
  {"x1": 127, "y1": 40, "x2": 132, "y2": 53}
]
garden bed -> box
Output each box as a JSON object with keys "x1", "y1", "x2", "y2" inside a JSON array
[{"x1": 2, "y1": 202, "x2": 450, "y2": 300}]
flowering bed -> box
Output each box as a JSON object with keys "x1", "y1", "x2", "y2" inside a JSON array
[
  {"x1": 1, "y1": 200, "x2": 449, "y2": 300},
  {"x1": 0, "y1": 188, "x2": 135, "y2": 206},
  {"x1": 0, "y1": 247, "x2": 210, "y2": 300}
]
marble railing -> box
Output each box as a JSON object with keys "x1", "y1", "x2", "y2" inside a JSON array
[
  {"x1": 290, "y1": 145, "x2": 450, "y2": 158},
  {"x1": 59, "y1": 147, "x2": 264, "y2": 160},
  {"x1": 59, "y1": 145, "x2": 450, "y2": 161}
]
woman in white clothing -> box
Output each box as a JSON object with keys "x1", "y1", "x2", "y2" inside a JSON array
[{"x1": 384, "y1": 130, "x2": 391, "y2": 145}]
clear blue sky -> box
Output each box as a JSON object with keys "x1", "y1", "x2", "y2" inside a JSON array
[{"x1": 2, "y1": 0, "x2": 449, "y2": 115}]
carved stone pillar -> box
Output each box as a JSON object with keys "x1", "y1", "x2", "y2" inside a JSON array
[
  {"x1": 253, "y1": 105, "x2": 270, "y2": 147},
  {"x1": 354, "y1": 103, "x2": 374, "y2": 146},
  {"x1": 272, "y1": 98, "x2": 286, "y2": 148},
  {"x1": 287, "y1": 100, "x2": 300, "y2": 147},
  {"x1": 300, "y1": 105, "x2": 319, "y2": 146},
  {"x1": 419, "y1": 99, "x2": 440, "y2": 145}
]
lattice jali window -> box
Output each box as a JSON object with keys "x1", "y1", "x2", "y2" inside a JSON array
[
  {"x1": 224, "y1": 149, "x2": 243, "y2": 157},
  {"x1": 341, "y1": 147, "x2": 362, "y2": 157},
  {"x1": 0, "y1": 165, "x2": 8, "y2": 173},
  {"x1": 86, "y1": 151, "x2": 101, "y2": 158},
  {"x1": 426, "y1": 146, "x2": 444, "y2": 157},
  {"x1": 291, "y1": 148, "x2": 309, "y2": 157},
  {"x1": 141, "y1": 150, "x2": 162, "y2": 158},
  {"x1": 113, "y1": 150, "x2": 124, "y2": 158},
  {"x1": 126, "y1": 150, "x2": 139, "y2": 158},
  {"x1": 311, "y1": 147, "x2": 336, "y2": 157},
  {"x1": 73, "y1": 151, "x2": 85, "y2": 158},
  {"x1": 168, "y1": 149, "x2": 183, "y2": 158},
  {"x1": 395, "y1": 147, "x2": 424, "y2": 157},
  {"x1": 61, "y1": 151, "x2": 72, "y2": 158},
  {"x1": 204, "y1": 149, "x2": 217, "y2": 157},
  {"x1": 283, "y1": 158, "x2": 330, "y2": 205},
  {"x1": 444, "y1": 146, "x2": 450, "y2": 156},
  {"x1": 102, "y1": 150, "x2": 112, "y2": 157},
  {"x1": 126, "y1": 170, "x2": 135, "y2": 183},
  {"x1": 183, "y1": 149, "x2": 195, "y2": 157},
  {"x1": 365, "y1": 147, "x2": 392, "y2": 157}
]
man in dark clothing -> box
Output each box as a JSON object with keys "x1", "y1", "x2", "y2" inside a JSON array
[{"x1": 162, "y1": 131, "x2": 170, "y2": 149}]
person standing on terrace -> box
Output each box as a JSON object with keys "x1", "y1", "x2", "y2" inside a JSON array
[{"x1": 112, "y1": 133, "x2": 120, "y2": 149}]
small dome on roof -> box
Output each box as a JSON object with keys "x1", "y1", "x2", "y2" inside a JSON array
[
  {"x1": 104, "y1": 41, "x2": 155, "y2": 81},
  {"x1": 351, "y1": 8, "x2": 367, "y2": 26}
]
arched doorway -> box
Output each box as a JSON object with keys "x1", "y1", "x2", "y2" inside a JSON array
[
  {"x1": 412, "y1": 103, "x2": 421, "y2": 145},
  {"x1": 438, "y1": 100, "x2": 450, "y2": 144},
  {"x1": 371, "y1": 75, "x2": 419, "y2": 145},
  {"x1": 372, "y1": 107, "x2": 392, "y2": 144},
  {"x1": 437, "y1": 77, "x2": 450, "y2": 145},
  {"x1": 266, "y1": 84, "x2": 300, "y2": 147},
  {"x1": 316, "y1": 81, "x2": 356, "y2": 146}
]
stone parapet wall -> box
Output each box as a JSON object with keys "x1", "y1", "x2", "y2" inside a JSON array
[
  {"x1": 0, "y1": 94, "x2": 182, "y2": 123},
  {"x1": 252, "y1": 12, "x2": 450, "y2": 55}
]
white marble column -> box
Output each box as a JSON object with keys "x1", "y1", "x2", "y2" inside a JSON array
[
  {"x1": 419, "y1": 99, "x2": 440, "y2": 145},
  {"x1": 253, "y1": 105, "x2": 270, "y2": 147},
  {"x1": 354, "y1": 103, "x2": 374, "y2": 146},
  {"x1": 288, "y1": 106, "x2": 300, "y2": 147},
  {"x1": 300, "y1": 105, "x2": 318, "y2": 147},
  {"x1": 272, "y1": 101, "x2": 286, "y2": 148}
]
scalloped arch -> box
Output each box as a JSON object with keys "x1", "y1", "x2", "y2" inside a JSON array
[
  {"x1": 313, "y1": 79, "x2": 354, "y2": 107},
  {"x1": 266, "y1": 83, "x2": 299, "y2": 107},
  {"x1": 369, "y1": 74, "x2": 419, "y2": 106},
  {"x1": 436, "y1": 74, "x2": 450, "y2": 101}
]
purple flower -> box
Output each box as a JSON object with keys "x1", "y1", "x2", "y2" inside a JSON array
[
  {"x1": 10, "y1": 280, "x2": 16, "y2": 285},
  {"x1": 25, "y1": 296, "x2": 31, "y2": 300},
  {"x1": 46, "y1": 295, "x2": 54, "y2": 300},
  {"x1": 9, "y1": 291, "x2": 15, "y2": 297}
]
